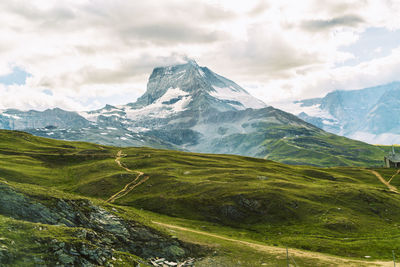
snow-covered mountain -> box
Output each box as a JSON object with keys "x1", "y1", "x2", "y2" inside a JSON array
[
  {"x1": 0, "y1": 108, "x2": 90, "y2": 130},
  {"x1": 294, "y1": 82, "x2": 400, "y2": 144},
  {"x1": 81, "y1": 59, "x2": 266, "y2": 124},
  {"x1": 0, "y1": 60, "x2": 386, "y2": 166}
]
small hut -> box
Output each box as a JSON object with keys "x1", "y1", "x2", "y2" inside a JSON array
[{"x1": 384, "y1": 146, "x2": 400, "y2": 168}]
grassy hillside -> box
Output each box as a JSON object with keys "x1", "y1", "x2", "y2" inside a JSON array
[
  {"x1": 256, "y1": 124, "x2": 387, "y2": 167},
  {"x1": 102, "y1": 147, "x2": 400, "y2": 259},
  {"x1": 196, "y1": 122, "x2": 388, "y2": 167},
  {"x1": 0, "y1": 130, "x2": 399, "y2": 266}
]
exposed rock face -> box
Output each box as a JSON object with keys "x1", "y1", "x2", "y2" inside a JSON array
[
  {"x1": 0, "y1": 183, "x2": 201, "y2": 266},
  {"x1": 0, "y1": 184, "x2": 68, "y2": 225},
  {"x1": 133, "y1": 59, "x2": 266, "y2": 111},
  {"x1": 295, "y1": 81, "x2": 400, "y2": 145}
]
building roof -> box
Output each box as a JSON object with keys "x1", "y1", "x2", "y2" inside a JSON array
[
  {"x1": 386, "y1": 146, "x2": 400, "y2": 162},
  {"x1": 386, "y1": 155, "x2": 400, "y2": 163}
]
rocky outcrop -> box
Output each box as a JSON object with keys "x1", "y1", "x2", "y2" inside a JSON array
[
  {"x1": 0, "y1": 184, "x2": 69, "y2": 225},
  {"x1": 0, "y1": 183, "x2": 203, "y2": 266}
]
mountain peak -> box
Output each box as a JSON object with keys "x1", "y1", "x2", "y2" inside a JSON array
[
  {"x1": 84, "y1": 61, "x2": 267, "y2": 123},
  {"x1": 184, "y1": 57, "x2": 198, "y2": 66},
  {"x1": 134, "y1": 60, "x2": 266, "y2": 111}
]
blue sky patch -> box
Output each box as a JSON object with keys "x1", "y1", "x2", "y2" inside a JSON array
[
  {"x1": 0, "y1": 66, "x2": 31, "y2": 86},
  {"x1": 42, "y1": 89, "x2": 53, "y2": 96},
  {"x1": 337, "y1": 27, "x2": 400, "y2": 67}
]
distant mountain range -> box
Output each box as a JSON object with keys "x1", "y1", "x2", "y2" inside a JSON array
[
  {"x1": 295, "y1": 82, "x2": 400, "y2": 145},
  {"x1": 0, "y1": 60, "x2": 386, "y2": 166}
]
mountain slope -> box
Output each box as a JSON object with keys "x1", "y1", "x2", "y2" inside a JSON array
[
  {"x1": 0, "y1": 60, "x2": 388, "y2": 167},
  {"x1": 296, "y1": 82, "x2": 400, "y2": 145},
  {"x1": 0, "y1": 130, "x2": 398, "y2": 266},
  {"x1": 0, "y1": 130, "x2": 205, "y2": 266},
  {"x1": 0, "y1": 108, "x2": 90, "y2": 130}
]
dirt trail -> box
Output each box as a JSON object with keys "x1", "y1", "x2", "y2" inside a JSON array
[
  {"x1": 152, "y1": 221, "x2": 392, "y2": 267},
  {"x1": 107, "y1": 154, "x2": 392, "y2": 265},
  {"x1": 388, "y1": 169, "x2": 400, "y2": 184},
  {"x1": 106, "y1": 150, "x2": 149, "y2": 203},
  {"x1": 367, "y1": 169, "x2": 399, "y2": 193}
]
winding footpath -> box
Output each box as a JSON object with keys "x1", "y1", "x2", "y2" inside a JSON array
[
  {"x1": 388, "y1": 169, "x2": 400, "y2": 184},
  {"x1": 106, "y1": 153, "x2": 393, "y2": 265},
  {"x1": 106, "y1": 150, "x2": 149, "y2": 203},
  {"x1": 367, "y1": 169, "x2": 399, "y2": 193},
  {"x1": 152, "y1": 221, "x2": 393, "y2": 267}
]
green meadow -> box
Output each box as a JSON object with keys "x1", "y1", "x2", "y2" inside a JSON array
[{"x1": 0, "y1": 130, "x2": 399, "y2": 266}]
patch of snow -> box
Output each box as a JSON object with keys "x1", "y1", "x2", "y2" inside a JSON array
[
  {"x1": 101, "y1": 113, "x2": 122, "y2": 118},
  {"x1": 210, "y1": 86, "x2": 266, "y2": 110},
  {"x1": 100, "y1": 132, "x2": 108, "y2": 135},
  {"x1": 79, "y1": 111, "x2": 98, "y2": 122},
  {"x1": 106, "y1": 127, "x2": 117, "y2": 130},
  {"x1": 120, "y1": 137, "x2": 127, "y2": 140},
  {"x1": 1, "y1": 113, "x2": 21, "y2": 120},
  {"x1": 228, "y1": 85, "x2": 242, "y2": 93},
  {"x1": 127, "y1": 126, "x2": 150, "y2": 133},
  {"x1": 124, "y1": 88, "x2": 191, "y2": 120},
  {"x1": 104, "y1": 108, "x2": 122, "y2": 113},
  {"x1": 80, "y1": 107, "x2": 124, "y2": 122},
  {"x1": 198, "y1": 69, "x2": 205, "y2": 77}
]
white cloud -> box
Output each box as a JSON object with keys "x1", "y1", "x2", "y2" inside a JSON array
[
  {"x1": 374, "y1": 47, "x2": 382, "y2": 53},
  {"x1": 0, "y1": 0, "x2": 399, "y2": 110},
  {"x1": 0, "y1": 84, "x2": 85, "y2": 111}
]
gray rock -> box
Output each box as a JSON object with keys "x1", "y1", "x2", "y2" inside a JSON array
[
  {"x1": 0, "y1": 183, "x2": 197, "y2": 266},
  {"x1": 0, "y1": 184, "x2": 63, "y2": 225},
  {"x1": 89, "y1": 206, "x2": 129, "y2": 236}
]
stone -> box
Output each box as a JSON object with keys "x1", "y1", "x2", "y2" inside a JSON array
[{"x1": 0, "y1": 183, "x2": 197, "y2": 266}]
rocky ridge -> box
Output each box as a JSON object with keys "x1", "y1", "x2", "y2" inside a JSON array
[
  {"x1": 0, "y1": 183, "x2": 203, "y2": 266},
  {"x1": 295, "y1": 81, "x2": 400, "y2": 145}
]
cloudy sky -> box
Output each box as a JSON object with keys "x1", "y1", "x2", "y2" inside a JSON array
[{"x1": 0, "y1": 0, "x2": 400, "y2": 111}]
